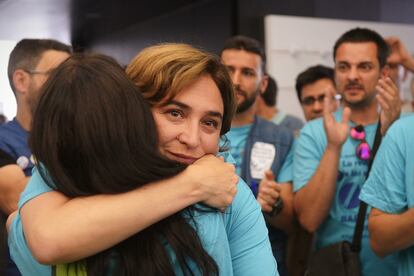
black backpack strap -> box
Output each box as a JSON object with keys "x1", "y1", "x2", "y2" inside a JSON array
[{"x1": 351, "y1": 120, "x2": 382, "y2": 252}]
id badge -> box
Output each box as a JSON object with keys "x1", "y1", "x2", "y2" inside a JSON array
[{"x1": 250, "y1": 142, "x2": 276, "y2": 179}]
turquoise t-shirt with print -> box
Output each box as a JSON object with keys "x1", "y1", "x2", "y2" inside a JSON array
[
  {"x1": 293, "y1": 110, "x2": 398, "y2": 276},
  {"x1": 9, "y1": 153, "x2": 278, "y2": 276},
  {"x1": 360, "y1": 114, "x2": 414, "y2": 276}
]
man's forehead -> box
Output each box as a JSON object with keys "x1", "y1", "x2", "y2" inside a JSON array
[
  {"x1": 335, "y1": 42, "x2": 378, "y2": 63},
  {"x1": 221, "y1": 49, "x2": 262, "y2": 69},
  {"x1": 302, "y1": 78, "x2": 335, "y2": 97}
]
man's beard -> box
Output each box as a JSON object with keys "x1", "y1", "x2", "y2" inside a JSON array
[
  {"x1": 341, "y1": 81, "x2": 376, "y2": 109},
  {"x1": 236, "y1": 88, "x2": 259, "y2": 114}
]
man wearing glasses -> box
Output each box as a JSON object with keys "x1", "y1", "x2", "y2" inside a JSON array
[
  {"x1": 295, "y1": 65, "x2": 338, "y2": 121},
  {"x1": 0, "y1": 39, "x2": 71, "y2": 276},
  {"x1": 293, "y1": 28, "x2": 401, "y2": 276}
]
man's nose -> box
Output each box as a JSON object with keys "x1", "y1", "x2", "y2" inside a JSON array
[
  {"x1": 231, "y1": 71, "x2": 241, "y2": 86},
  {"x1": 347, "y1": 66, "x2": 360, "y2": 81},
  {"x1": 313, "y1": 99, "x2": 323, "y2": 113}
]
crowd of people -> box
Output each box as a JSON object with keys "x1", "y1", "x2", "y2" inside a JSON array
[{"x1": 0, "y1": 26, "x2": 413, "y2": 276}]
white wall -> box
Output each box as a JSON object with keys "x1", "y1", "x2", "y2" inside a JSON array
[
  {"x1": 265, "y1": 15, "x2": 414, "y2": 120},
  {"x1": 0, "y1": 40, "x2": 18, "y2": 120}
]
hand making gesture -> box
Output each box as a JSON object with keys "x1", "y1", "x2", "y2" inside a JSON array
[
  {"x1": 376, "y1": 77, "x2": 401, "y2": 135},
  {"x1": 257, "y1": 170, "x2": 281, "y2": 213},
  {"x1": 323, "y1": 92, "x2": 351, "y2": 149}
]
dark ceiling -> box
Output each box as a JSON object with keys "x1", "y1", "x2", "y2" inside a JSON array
[
  {"x1": 1, "y1": 0, "x2": 414, "y2": 52},
  {"x1": 70, "y1": 0, "x2": 204, "y2": 49},
  {"x1": 0, "y1": 0, "x2": 204, "y2": 48}
]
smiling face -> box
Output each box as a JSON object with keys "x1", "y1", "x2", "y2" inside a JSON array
[
  {"x1": 334, "y1": 42, "x2": 384, "y2": 108},
  {"x1": 152, "y1": 75, "x2": 224, "y2": 165}
]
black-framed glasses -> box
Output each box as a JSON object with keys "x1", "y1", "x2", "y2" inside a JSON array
[
  {"x1": 301, "y1": 94, "x2": 326, "y2": 106},
  {"x1": 350, "y1": 125, "x2": 371, "y2": 160},
  {"x1": 301, "y1": 94, "x2": 342, "y2": 106},
  {"x1": 24, "y1": 69, "x2": 53, "y2": 76}
]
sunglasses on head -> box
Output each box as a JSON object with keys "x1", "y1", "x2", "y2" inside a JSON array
[{"x1": 350, "y1": 125, "x2": 371, "y2": 160}]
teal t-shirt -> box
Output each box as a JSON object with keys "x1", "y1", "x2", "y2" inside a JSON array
[
  {"x1": 227, "y1": 124, "x2": 252, "y2": 176},
  {"x1": 293, "y1": 110, "x2": 398, "y2": 276},
  {"x1": 8, "y1": 153, "x2": 278, "y2": 276},
  {"x1": 276, "y1": 139, "x2": 295, "y2": 183},
  {"x1": 360, "y1": 114, "x2": 414, "y2": 276}
]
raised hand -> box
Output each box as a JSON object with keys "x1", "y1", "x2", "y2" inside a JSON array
[
  {"x1": 186, "y1": 154, "x2": 238, "y2": 210},
  {"x1": 257, "y1": 170, "x2": 281, "y2": 213},
  {"x1": 323, "y1": 93, "x2": 351, "y2": 149},
  {"x1": 377, "y1": 77, "x2": 401, "y2": 135},
  {"x1": 386, "y1": 37, "x2": 414, "y2": 71}
]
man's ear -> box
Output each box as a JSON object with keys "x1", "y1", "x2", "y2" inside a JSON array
[
  {"x1": 259, "y1": 74, "x2": 269, "y2": 95},
  {"x1": 12, "y1": 69, "x2": 30, "y2": 96}
]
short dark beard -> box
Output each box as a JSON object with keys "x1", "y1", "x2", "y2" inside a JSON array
[
  {"x1": 342, "y1": 90, "x2": 377, "y2": 110},
  {"x1": 236, "y1": 89, "x2": 259, "y2": 114}
]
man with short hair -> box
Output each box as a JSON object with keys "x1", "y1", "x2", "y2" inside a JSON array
[
  {"x1": 0, "y1": 39, "x2": 71, "y2": 214},
  {"x1": 221, "y1": 35, "x2": 294, "y2": 276},
  {"x1": 295, "y1": 65, "x2": 337, "y2": 121},
  {"x1": 257, "y1": 75, "x2": 304, "y2": 136},
  {"x1": 293, "y1": 28, "x2": 401, "y2": 275},
  {"x1": 0, "y1": 38, "x2": 72, "y2": 276}
]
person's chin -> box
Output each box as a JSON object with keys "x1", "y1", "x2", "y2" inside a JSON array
[
  {"x1": 343, "y1": 91, "x2": 365, "y2": 103},
  {"x1": 310, "y1": 114, "x2": 322, "y2": 121}
]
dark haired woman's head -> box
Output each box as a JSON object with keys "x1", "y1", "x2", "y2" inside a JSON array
[{"x1": 30, "y1": 53, "x2": 184, "y2": 197}]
